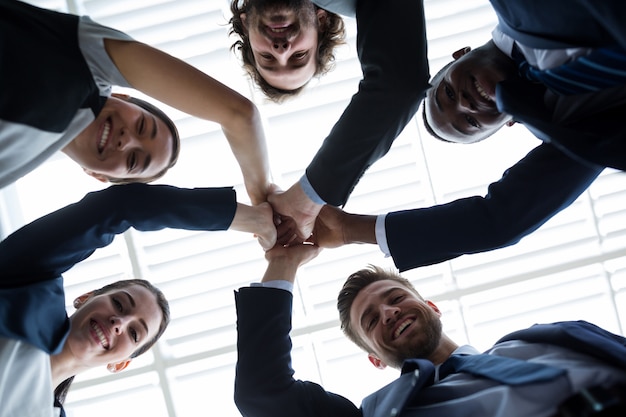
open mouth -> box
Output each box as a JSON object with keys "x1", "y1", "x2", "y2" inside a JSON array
[
  {"x1": 97, "y1": 118, "x2": 112, "y2": 153},
  {"x1": 474, "y1": 79, "x2": 492, "y2": 102},
  {"x1": 90, "y1": 320, "x2": 110, "y2": 349},
  {"x1": 393, "y1": 318, "x2": 414, "y2": 340}
]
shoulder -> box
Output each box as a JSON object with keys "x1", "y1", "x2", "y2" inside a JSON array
[{"x1": 0, "y1": 338, "x2": 56, "y2": 417}]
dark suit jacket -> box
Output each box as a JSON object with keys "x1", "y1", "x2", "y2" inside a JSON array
[
  {"x1": 493, "y1": 0, "x2": 626, "y2": 171},
  {"x1": 0, "y1": 183, "x2": 237, "y2": 354},
  {"x1": 385, "y1": 143, "x2": 602, "y2": 271},
  {"x1": 305, "y1": 0, "x2": 430, "y2": 206},
  {"x1": 385, "y1": 0, "x2": 625, "y2": 271},
  {"x1": 234, "y1": 287, "x2": 626, "y2": 417}
]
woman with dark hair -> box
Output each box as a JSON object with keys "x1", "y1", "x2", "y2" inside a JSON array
[
  {"x1": 0, "y1": 182, "x2": 276, "y2": 416},
  {"x1": 2, "y1": 0, "x2": 272, "y2": 205}
]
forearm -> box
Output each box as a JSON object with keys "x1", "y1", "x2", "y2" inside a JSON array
[
  {"x1": 221, "y1": 103, "x2": 272, "y2": 205},
  {"x1": 0, "y1": 184, "x2": 236, "y2": 288},
  {"x1": 386, "y1": 144, "x2": 603, "y2": 271},
  {"x1": 306, "y1": 0, "x2": 429, "y2": 206},
  {"x1": 234, "y1": 287, "x2": 359, "y2": 417}
]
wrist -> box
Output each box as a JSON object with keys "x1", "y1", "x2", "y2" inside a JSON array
[{"x1": 345, "y1": 213, "x2": 377, "y2": 245}]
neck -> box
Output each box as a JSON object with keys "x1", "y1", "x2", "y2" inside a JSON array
[
  {"x1": 429, "y1": 334, "x2": 459, "y2": 365},
  {"x1": 49, "y1": 348, "x2": 87, "y2": 389}
]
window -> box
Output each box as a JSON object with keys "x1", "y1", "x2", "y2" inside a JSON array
[{"x1": 4, "y1": 1, "x2": 626, "y2": 416}]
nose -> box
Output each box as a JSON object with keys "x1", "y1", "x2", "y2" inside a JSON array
[
  {"x1": 272, "y1": 40, "x2": 290, "y2": 52},
  {"x1": 381, "y1": 305, "x2": 400, "y2": 325},
  {"x1": 110, "y1": 316, "x2": 127, "y2": 335},
  {"x1": 458, "y1": 91, "x2": 476, "y2": 112},
  {"x1": 116, "y1": 128, "x2": 141, "y2": 151}
]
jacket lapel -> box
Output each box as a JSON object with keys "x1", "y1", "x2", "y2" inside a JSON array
[{"x1": 361, "y1": 359, "x2": 435, "y2": 417}]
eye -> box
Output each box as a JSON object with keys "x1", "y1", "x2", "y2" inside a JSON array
[
  {"x1": 112, "y1": 297, "x2": 123, "y2": 312},
  {"x1": 444, "y1": 84, "x2": 455, "y2": 100},
  {"x1": 260, "y1": 53, "x2": 274, "y2": 61},
  {"x1": 293, "y1": 51, "x2": 307, "y2": 59},
  {"x1": 128, "y1": 152, "x2": 137, "y2": 172},
  {"x1": 367, "y1": 315, "x2": 378, "y2": 332},
  {"x1": 130, "y1": 328, "x2": 138, "y2": 343},
  {"x1": 465, "y1": 115, "x2": 479, "y2": 128},
  {"x1": 391, "y1": 295, "x2": 404, "y2": 304},
  {"x1": 139, "y1": 116, "x2": 145, "y2": 134}
]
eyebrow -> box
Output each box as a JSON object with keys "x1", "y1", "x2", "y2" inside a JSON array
[
  {"x1": 124, "y1": 291, "x2": 149, "y2": 335},
  {"x1": 150, "y1": 115, "x2": 158, "y2": 139}
]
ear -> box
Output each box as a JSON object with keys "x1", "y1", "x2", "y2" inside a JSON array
[
  {"x1": 452, "y1": 46, "x2": 471, "y2": 60},
  {"x1": 368, "y1": 353, "x2": 387, "y2": 370},
  {"x1": 110, "y1": 92, "x2": 131, "y2": 101},
  {"x1": 106, "y1": 359, "x2": 132, "y2": 374},
  {"x1": 73, "y1": 291, "x2": 95, "y2": 309},
  {"x1": 82, "y1": 167, "x2": 110, "y2": 183},
  {"x1": 240, "y1": 13, "x2": 247, "y2": 32},
  {"x1": 316, "y1": 8, "x2": 327, "y2": 28},
  {"x1": 426, "y1": 300, "x2": 442, "y2": 317}
]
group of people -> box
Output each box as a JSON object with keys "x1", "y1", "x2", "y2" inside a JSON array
[{"x1": 1, "y1": 0, "x2": 625, "y2": 416}]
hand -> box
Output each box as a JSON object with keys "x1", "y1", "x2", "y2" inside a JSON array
[
  {"x1": 268, "y1": 183, "x2": 323, "y2": 241},
  {"x1": 261, "y1": 242, "x2": 322, "y2": 283},
  {"x1": 265, "y1": 242, "x2": 322, "y2": 266},
  {"x1": 308, "y1": 205, "x2": 348, "y2": 248}
]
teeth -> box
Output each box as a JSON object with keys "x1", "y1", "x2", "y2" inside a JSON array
[
  {"x1": 394, "y1": 319, "x2": 413, "y2": 339},
  {"x1": 271, "y1": 27, "x2": 287, "y2": 33},
  {"x1": 91, "y1": 321, "x2": 110, "y2": 349},
  {"x1": 98, "y1": 120, "x2": 111, "y2": 152},
  {"x1": 474, "y1": 80, "x2": 492, "y2": 102}
]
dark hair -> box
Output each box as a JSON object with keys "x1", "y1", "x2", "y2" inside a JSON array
[
  {"x1": 337, "y1": 265, "x2": 423, "y2": 352},
  {"x1": 108, "y1": 97, "x2": 181, "y2": 184},
  {"x1": 228, "y1": 0, "x2": 346, "y2": 102},
  {"x1": 54, "y1": 279, "x2": 170, "y2": 405}
]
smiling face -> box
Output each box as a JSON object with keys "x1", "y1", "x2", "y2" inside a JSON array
[
  {"x1": 242, "y1": 0, "x2": 324, "y2": 90},
  {"x1": 425, "y1": 42, "x2": 517, "y2": 143},
  {"x1": 63, "y1": 95, "x2": 174, "y2": 182},
  {"x1": 66, "y1": 284, "x2": 163, "y2": 370},
  {"x1": 349, "y1": 280, "x2": 443, "y2": 369}
]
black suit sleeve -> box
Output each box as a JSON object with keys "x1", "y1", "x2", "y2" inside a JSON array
[
  {"x1": 0, "y1": 183, "x2": 237, "y2": 288},
  {"x1": 234, "y1": 287, "x2": 361, "y2": 417},
  {"x1": 305, "y1": 0, "x2": 430, "y2": 206},
  {"x1": 386, "y1": 144, "x2": 603, "y2": 271}
]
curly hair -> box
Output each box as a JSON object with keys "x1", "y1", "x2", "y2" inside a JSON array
[{"x1": 229, "y1": 0, "x2": 346, "y2": 102}]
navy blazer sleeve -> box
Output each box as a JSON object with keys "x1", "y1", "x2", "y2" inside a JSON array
[
  {"x1": 0, "y1": 184, "x2": 236, "y2": 354},
  {"x1": 0, "y1": 183, "x2": 237, "y2": 289},
  {"x1": 305, "y1": 0, "x2": 430, "y2": 206},
  {"x1": 234, "y1": 287, "x2": 361, "y2": 417},
  {"x1": 385, "y1": 143, "x2": 602, "y2": 271}
]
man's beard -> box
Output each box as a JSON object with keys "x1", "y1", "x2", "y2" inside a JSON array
[{"x1": 389, "y1": 312, "x2": 443, "y2": 369}]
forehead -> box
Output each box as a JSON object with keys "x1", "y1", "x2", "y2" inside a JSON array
[{"x1": 257, "y1": 62, "x2": 315, "y2": 91}]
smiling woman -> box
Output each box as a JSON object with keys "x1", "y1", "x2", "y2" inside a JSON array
[
  {"x1": 0, "y1": 182, "x2": 276, "y2": 417},
  {"x1": 1, "y1": 0, "x2": 272, "y2": 206}
]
